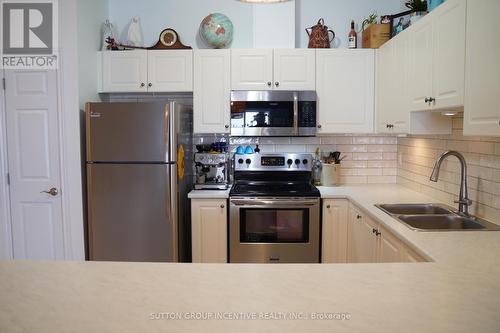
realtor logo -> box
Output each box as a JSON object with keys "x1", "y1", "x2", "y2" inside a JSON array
[{"x1": 1, "y1": 0, "x2": 58, "y2": 69}]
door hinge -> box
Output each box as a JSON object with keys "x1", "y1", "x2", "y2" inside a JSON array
[{"x1": 6, "y1": 173, "x2": 10, "y2": 186}]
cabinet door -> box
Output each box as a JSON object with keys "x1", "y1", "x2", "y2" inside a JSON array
[
  {"x1": 231, "y1": 49, "x2": 273, "y2": 90},
  {"x1": 377, "y1": 227, "x2": 402, "y2": 263},
  {"x1": 191, "y1": 199, "x2": 227, "y2": 263},
  {"x1": 147, "y1": 50, "x2": 193, "y2": 92},
  {"x1": 408, "y1": 18, "x2": 434, "y2": 111},
  {"x1": 464, "y1": 0, "x2": 500, "y2": 136},
  {"x1": 322, "y1": 199, "x2": 348, "y2": 263},
  {"x1": 316, "y1": 49, "x2": 374, "y2": 133},
  {"x1": 432, "y1": 0, "x2": 466, "y2": 109},
  {"x1": 193, "y1": 50, "x2": 231, "y2": 134},
  {"x1": 347, "y1": 205, "x2": 377, "y2": 263},
  {"x1": 273, "y1": 49, "x2": 315, "y2": 90},
  {"x1": 376, "y1": 35, "x2": 410, "y2": 134},
  {"x1": 100, "y1": 50, "x2": 147, "y2": 92}
]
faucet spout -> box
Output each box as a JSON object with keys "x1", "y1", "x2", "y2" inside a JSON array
[{"x1": 430, "y1": 151, "x2": 472, "y2": 215}]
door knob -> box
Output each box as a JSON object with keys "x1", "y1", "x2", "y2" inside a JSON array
[
  {"x1": 41, "y1": 187, "x2": 58, "y2": 196},
  {"x1": 326, "y1": 205, "x2": 331, "y2": 209},
  {"x1": 267, "y1": 82, "x2": 272, "y2": 87},
  {"x1": 275, "y1": 82, "x2": 280, "y2": 87},
  {"x1": 225, "y1": 124, "x2": 229, "y2": 129},
  {"x1": 140, "y1": 83, "x2": 145, "y2": 88},
  {"x1": 220, "y1": 204, "x2": 225, "y2": 209},
  {"x1": 148, "y1": 83, "x2": 152, "y2": 87},
  {"x1": 317, "y1": 124, "x2": 322, "y2": 129}
]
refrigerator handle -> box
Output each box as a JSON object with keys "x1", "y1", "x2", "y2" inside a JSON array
[{"x1": 170, "y1": 163, "x2": 179, "y2": 262}]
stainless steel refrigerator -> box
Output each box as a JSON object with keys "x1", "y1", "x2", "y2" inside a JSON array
[{"x1": 86, "y1": 101, "x2": 193, "y2": 262}]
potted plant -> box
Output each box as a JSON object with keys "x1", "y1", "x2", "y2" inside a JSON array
[
  {"x1": 405, "y1": 0, "x2": 428, "y2": 24},
  {"x1": 360, "y1": 12, "x2": 391, "y2": 49}
]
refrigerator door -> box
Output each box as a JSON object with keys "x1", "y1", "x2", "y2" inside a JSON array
[
  {"x1": 169, "y1": 102, "x2": 194, "y2": 262},
  {"x1": 86, "y1": 102, "x2": 170, "y2": 163},
  {"x1": 87, "y1": 163, "x2": 177, "y2": 262}
]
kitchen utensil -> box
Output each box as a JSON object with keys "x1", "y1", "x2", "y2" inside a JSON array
[{"x1": 306, "y1": 18, "x2": 335, "y2": 48}]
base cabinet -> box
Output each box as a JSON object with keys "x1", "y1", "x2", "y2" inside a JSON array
[
  {"x1": 191, "y1": 199, "x2": 227, "y2": 263},
  {"x1": 322, "y1": 199, "x2": 348, "y2": 263},
  {"x1": 347, "y1": 204, "x2": 378, "y2": 263}
]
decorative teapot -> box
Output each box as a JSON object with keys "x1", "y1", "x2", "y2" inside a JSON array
[{"x1": 306, "y1": 18, "x2": 335, "y2": 48}]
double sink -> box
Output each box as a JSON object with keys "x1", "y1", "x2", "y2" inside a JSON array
[{"x1": 376, "y1": 204, "x2": 500, "y2": 232}]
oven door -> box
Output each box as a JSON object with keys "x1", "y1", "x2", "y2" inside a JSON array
[{"x1": 229, "y1": 198, "x2": 320, "y2": 263}]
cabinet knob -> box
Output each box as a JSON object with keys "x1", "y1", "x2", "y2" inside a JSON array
[
  {"x1": 425, "y1": 97, "x2": 435, "y2": 104},
  {"x1": 275, "y1": 82, "x2": 280, "y2": 87},
  {"x1": 267, "y1": 82, "x2": 272, "y2": 87},
  {"x1": 225, "y1": 124, "x2": 229, "y2": 129},
  {"x1": 386, "y1": 124, "x2": 394, "y2": 129},
  {"x1": 140, "y1": 83, "x2": 145, "y2": 88},
  {"x1": 148, "y1": 83, "x2": 152, "y2": 87},
  {"x1": 317, "y1": 125, "x2": 322, "y2": 129},
  {"x1": 326, "y1": 205, "x2": 331, "y2": 209},
  {"x1": 357, "y1": 215, "x2": 362, "y2": 220},
  {"x1": 220, "y1": 204, "x2": 225, "y2": 209}
]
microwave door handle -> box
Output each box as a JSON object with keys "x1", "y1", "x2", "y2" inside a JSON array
[{"x1": 293, "y1": 92, "x2": 299, "y2": 136}]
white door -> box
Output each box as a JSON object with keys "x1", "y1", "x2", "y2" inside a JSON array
[
  {"x1": 100, "y1": 50, "x2": 147, "y2": 93},
  {"x1": 322, "y1": 199, "x2": 348, "y2": 263},
  {"x1": 432, "y1": 0, "x2": 466, "y2": 110},
  {"x1": 377, "y1": 228, "x2": 401, "y2": 263},
  {"x1": 191, "y1": 199, "x2": 227, "y2": 263},
  {"x1": 316, "y1": 49, "x2": 374, "y2": 133},
  {"x1": 231, "y1": 49, "x2": 273, "y2": 90},
  {"x1": 464, "y1": 0, "x2": 500, "y2": 136},
  {"x1": 4, "y1": 70, "x2": 65, "y2": 260},
  {"x1": 347, "y1": 206, "x2": 377, "y2": 263},
  {"x1": 408, "y1": 18, "x2": 434, "y2": 111},
  {"x1": 376, "y1": 34, "x2": 410, "y2": 134},
  {"x1": 193, "y1": 50, "x2": 231, "y2": 134},
  {"x1": 147, "y1": 50, "x2": 193, "y2": 92},
  {"x1": 273, "y1": 49, "x2": 316, "y2": 91}
]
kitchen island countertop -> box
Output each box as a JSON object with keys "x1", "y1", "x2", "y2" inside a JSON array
[{"x1": 2, "y1": 184, "x2": 500, "y2": 332}]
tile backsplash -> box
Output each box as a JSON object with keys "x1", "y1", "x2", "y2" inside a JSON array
[
  {"x1": 194, "y1": 134, "x2": 399, "y2": 185},
  {"x1": 397, "y1": 117, "x2": 500, "y2": 223}
]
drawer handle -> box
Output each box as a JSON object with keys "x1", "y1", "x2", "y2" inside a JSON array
[{"x1": 372, "y1": 228, "x2": 381, "y2": 236}]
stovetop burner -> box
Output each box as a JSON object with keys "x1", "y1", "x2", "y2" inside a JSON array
[{"x1": 230, "y1": 181, "x2": 320, "y2": 197}]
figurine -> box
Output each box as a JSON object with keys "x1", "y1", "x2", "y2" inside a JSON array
[
  {"x1": 101, "y1": 19, "x2": 116, "y2": 51},
  {"x1": 126, "y1": 16, "x2": 143, "y2": 47}
]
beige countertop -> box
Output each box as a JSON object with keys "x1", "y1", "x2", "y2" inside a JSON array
[{"x1": 2, "y1": 184, "x2": 500, "y2": 332}]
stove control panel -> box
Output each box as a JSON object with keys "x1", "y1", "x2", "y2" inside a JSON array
[{"x1": 235, "y1": 153, "x2": 313, "y2": 171}]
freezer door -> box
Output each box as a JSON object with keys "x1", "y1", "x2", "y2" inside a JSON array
[
  {"x1": 86, "y1": 102, "x2": 170, "y2": 162},
  {"x1": 87, "y1": 164, "x2": 176, "y2": 262}
]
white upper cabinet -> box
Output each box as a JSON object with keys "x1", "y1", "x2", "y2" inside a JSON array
[
  {"x1": 316, "y1": 49, "x2": 375, "y2": 133},
  {"x1": 376, "y1": 34, "x2": 410, "y2": 134},
  {"x1": 231, "y1": 49, "x2": 273, "y2": 90},
  {"x1": 231, "y1": 49, "x2": 315, "y2": 91},
  {"x1": 273, "y1": 49, "x2": 316, "y2": 90},
  {"x1": 408, "y1": 0, "x2": 466, "y2": 111},
  {"x1": 99, "y1": 50, "x2": 148, "y2": 93},
  {"x1": 432, "y1": 0, "x2": 466, "y2": 109},
  {"x1": 464, "y1": 0, "x2": 500, "y2": 136},
  {"x1": 147, "y1": 50, "x2": 193, "y2": 92},
  {"x1": 98, "y1": 50, "x2": 193, "y2": 93},
  {"x1": 193, "y1": 49, "x2": 231, "y2": 134}
]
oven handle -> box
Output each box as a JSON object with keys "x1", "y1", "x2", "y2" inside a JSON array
[
  {"x1": 293, "y1": 92, "x2": 299, "y2": 136},
  {"x1": 230, "y1": 199, "x2": 319, "y2": 206}
]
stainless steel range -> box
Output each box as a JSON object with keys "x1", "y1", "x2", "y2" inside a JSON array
[{"x1": 229, "y1": 153, "x2": 321, "y2": 263}]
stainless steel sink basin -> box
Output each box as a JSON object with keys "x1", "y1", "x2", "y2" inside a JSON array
[
  {"x1": 397, "y1": 215, "x2": 494, "y2": 231},
  {"x1": 376, "y1": 203, "x2": 500, "y2": 232},
  {"x1": 377, "y1": 203, "x2": 453, "y2": 215}
]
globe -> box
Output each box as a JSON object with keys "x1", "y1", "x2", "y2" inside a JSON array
[{"x1": 200, "y1": 13, "x2": 234, "y2": 49}]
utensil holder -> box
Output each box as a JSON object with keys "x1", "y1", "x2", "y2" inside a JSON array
[{"x1": 321, "y1": 164, "x2": 341, "y2": 186}]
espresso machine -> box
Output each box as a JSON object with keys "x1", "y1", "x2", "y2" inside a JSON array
[{"x1": 194, "y1": 153, "x2": 229, "y2": 190}]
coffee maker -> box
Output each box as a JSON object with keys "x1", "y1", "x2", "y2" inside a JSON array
[{"x1": 194, "y1": 153, "x2": 229, "y2": 190}]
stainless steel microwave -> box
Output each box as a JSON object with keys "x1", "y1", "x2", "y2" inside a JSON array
[{"x1": 230, "y1": 91, "x2": 317, "y2": 137}]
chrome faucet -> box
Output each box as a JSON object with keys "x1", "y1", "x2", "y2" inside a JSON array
[{"x1": 430, "y1": 151, "x2": 472, "y2": 215}]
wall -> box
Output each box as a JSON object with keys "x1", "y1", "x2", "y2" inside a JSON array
[
  {"x1": 398, "y1": 118, "x2": 500, "y2": 224},
  {"x1": 193, "y1": 134, "x2": 399, "y2": 185},
  {"x1": 107, "y1": 0, "x2": 401, "y2": 48},
  {"x1": 77, "y1": 0, "x2": 109, "y2": 110}
]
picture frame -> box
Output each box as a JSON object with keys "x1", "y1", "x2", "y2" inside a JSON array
[{"x1": 390, "y1": 10, "x2": 413, "y2": 37}]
